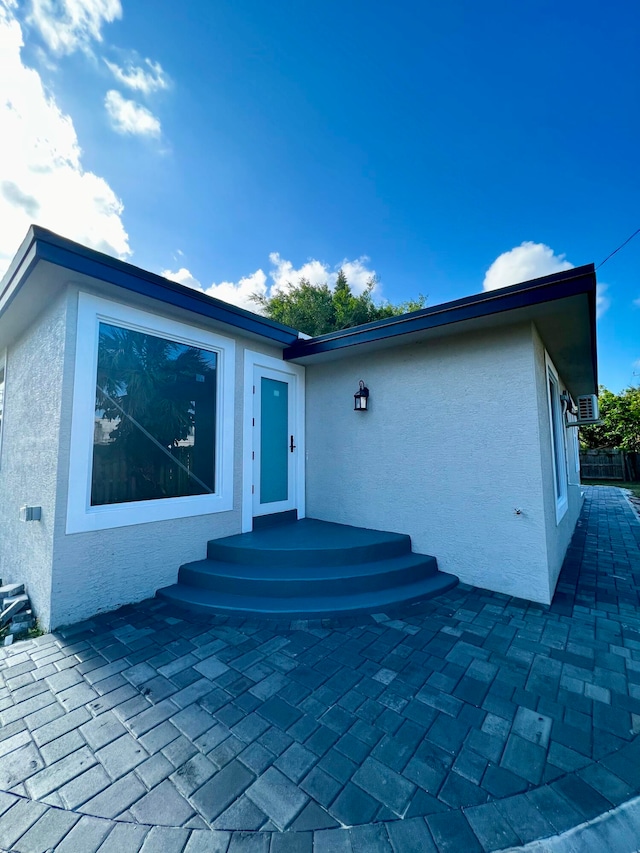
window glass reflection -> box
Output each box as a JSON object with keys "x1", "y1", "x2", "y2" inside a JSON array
[{"x1": 92, "y1": 323, "x2": 217, "y2": 506}]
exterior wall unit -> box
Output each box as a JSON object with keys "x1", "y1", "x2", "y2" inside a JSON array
[
  {"x1": 304, "y1": 323, "x2": 554, "y2": 603},
  {"x1": 2, "y1": 283, "x2": 284, "y2": 630},
  {"x1": 0, "y1": 292, "x2": 71, "y2": 626},
  {"x1": 532, "y1": 325, "x2": 583, "y2": 595}
]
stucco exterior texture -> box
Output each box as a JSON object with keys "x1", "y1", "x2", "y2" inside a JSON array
[
  {"x1": 0, "y1": 289, "x2": 582, "y2": 631},
  {"x1": 0, "y1": 286, "x2": 283, "y2": 630},
  {"x1": 304, "y1": 321, "x2": 582, "y2": 606}
]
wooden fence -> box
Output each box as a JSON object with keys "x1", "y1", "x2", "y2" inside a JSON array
[{"x1": 579, "y1": 449, "x2": 638, "y2": 481}]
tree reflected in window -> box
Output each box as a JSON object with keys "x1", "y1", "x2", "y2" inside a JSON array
[{"x1": 92, "y1": 323, "x2": 217, "y2": 505}]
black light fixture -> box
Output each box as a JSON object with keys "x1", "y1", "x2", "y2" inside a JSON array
[{"x1": 354, "y1": 379, "x2": 369, "y2": 411}]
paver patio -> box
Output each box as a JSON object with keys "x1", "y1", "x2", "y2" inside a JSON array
[{"x1": 1, "y1": 486, "x2": 640, "y2": 852}]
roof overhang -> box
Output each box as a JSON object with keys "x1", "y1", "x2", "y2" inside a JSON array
[
  {"x1": 0, "y1": 226, "x2": 300, "y2": 349},
  {"x1": 0, "y1": 229, "x2": 598, "y2": 401},
  {"x1": 284, "y1": 264, "x2": 598, "y2": 399}
]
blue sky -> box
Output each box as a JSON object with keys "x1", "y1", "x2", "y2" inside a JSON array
[{"x1": 1, "y1": 0, "x2": 638, "y2": 391}]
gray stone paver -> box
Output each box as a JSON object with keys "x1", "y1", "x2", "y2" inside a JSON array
[
  {"x1": 16, "y1": 806, "x2": 81, "y2": 851},
  {"x1": 53, "y1": 815, "x2": 113, "y2": 852},
  {"x1": 95, "y1": 821, "x2": 149, "y2": 852},
  {"x1": 170, "y1": 752, "x2": 217, "y2": 797},
  {"x1": 0, "y1": 742, "x2": 44, "y2": 790},
  {"x1": 184, "y1": 829, "x2": 231, "y2": 852},
  {"x1": 95, "y1": 733, "x2": 148, "y2": 780},
  {"x1": 24, "y1": 746, "x2": 96, "y2": 800},
  {"x1": 77, "y1": 772, "x2": 147, "y2": 819},
  {"x1": 138, "y1": 826, "x2": 191, "y2": 853},
  {"x1": 0, "y1": 487, "x2": 639, "y2": 852},
  {"x1": 58, "y1": 764, "x2": 112, "y2": 809},
  {"x1": 80, "y1": 711, "x2": 127, "y2": 751},
  {"x1": 245, "y1": 767, "x2": 307, "y2": 830},
  {"x1": 0, "y1": 798, "x2": 48, "y2": 849},
  {"x1": 130, "y1": 778, "x2": 195, "y2": 826}
]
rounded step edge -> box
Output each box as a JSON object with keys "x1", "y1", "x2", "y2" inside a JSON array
[
  {"x1": 206, "y1": 535, "x2": 411, "y2": 568},
  {"x1": 178, "y1": 554, "x2": 439, "y2": 598},
  {"x1": 156, "y1": 572, "x2": 459, "y2": 620}
]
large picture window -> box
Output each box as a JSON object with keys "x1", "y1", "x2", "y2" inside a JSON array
[
  {"x1": 67, "y1": 294, "x2": 235, "y2": 533},
  {"x1": 92, "y1": 323, "x2": 218, "y2": 506}
]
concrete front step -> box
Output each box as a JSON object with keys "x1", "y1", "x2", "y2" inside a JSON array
[
  {"x1": 179, "y1": 552, "x2": 439, "y2": 597},
  {"x1": 157, "y1": 571, "x2": 459, "y2": 619},
  {"x1": 207, "y1": 518, "x2": 412, "y2": 567},
  {"x1": 157, "y1": 517, "x2": 458, "y2": 619}
]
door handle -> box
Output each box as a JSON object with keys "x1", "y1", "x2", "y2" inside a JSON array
[{"x1": 290, "y1": 435, "x2": 296, "y2": 453}]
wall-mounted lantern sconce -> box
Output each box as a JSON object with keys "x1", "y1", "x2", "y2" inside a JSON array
[{"x1": 354, "y1": 380, "x2": 370, "y2": 411}]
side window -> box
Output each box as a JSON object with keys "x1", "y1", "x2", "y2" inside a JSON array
[{"x1": 547, "y1": 360, "x2": 568, "y2": 520}]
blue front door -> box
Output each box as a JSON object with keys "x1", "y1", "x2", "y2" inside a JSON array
[
  {"x1": 253, "y1": 366, "x2": 297, "y2": 517},
  {"x1": 260, "y1": 377, "x2": 289, "y2": 505}
]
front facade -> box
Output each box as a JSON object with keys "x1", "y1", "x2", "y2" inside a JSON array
[{"x1": 0, "y1": 228, "x2": 597, "y2": 629}]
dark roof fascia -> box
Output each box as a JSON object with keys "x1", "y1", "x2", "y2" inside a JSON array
[
  {"x1": 587, "y1": 271, "x2": 599, "y2": 389},
  {"x1": 284, "y1": 263, "x2": 598, "y2": 362},
  {"x1": 1, "y1": 226, "x2": 300, "y2": 346}
]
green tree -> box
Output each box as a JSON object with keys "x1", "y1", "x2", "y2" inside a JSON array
[
  {"x1": 580, "y1": 385, "x2": 640, "y2": 452},
  {"x1": 251, "y1": 279, "x2": 336, "y2": 336},
  {"x1": 252, "y1": 269, "x2": 427, "y2": 336}
]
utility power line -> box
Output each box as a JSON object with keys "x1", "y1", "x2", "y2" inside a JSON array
[{"x1": 597, "y1": 226, "x2": 640, "y2": 270}]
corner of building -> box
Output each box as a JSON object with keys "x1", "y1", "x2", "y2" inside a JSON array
[{"x1": 531, "y1": 322, "x2": 585, "y2": 604}]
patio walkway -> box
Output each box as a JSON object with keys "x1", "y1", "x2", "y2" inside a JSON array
[{"x1": 1, "y1": 486, "x2": 640, "y2": 852}]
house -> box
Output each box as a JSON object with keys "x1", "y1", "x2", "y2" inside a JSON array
[{"x1": 0, "y1": 227, "x2": 598, "y2": 630}]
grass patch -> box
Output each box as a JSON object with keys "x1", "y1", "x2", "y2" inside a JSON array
[
  {"x1": 0, "y1": 619, "x2": 45, "y2": 645},
  {"x1": 582, "y1": 479, "x2": 640, "y2": 499}
]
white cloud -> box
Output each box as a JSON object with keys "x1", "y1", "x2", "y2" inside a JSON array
[
  {"x1": 104, "y1": 90, "x2": 161, "y2": 137},
  {"x1": 483, "y1": 242, "x2": 573, "y2": 291},
  {"x1": 484, "y1": 241, "x2": 612, "y2": 320},
  {"x1": 28, "y1": 0, "x2": 122, "y2": 55},
  {"x1": 104, "y1": 57, "x2": 169, "y2": 94},
  {"x1": 596, "y1": 283, "x2": 611, "y2": 319},
  {"x1": 268, "y1": 253, "x2": 333, "y2": 294},
  {"x1": 161, "y1": 254, "x2": 379, "y2": 312},
  {"x1": 161, "y1": 267, "x2": 268, "y2": 312},
  {"x1": 634, "y1": 296, "x2": 640, "y2": 308},
  {"x1": 0, "y1": 4, "x2": 130, "y2": 274},
  {"x1": 162, "y1": 267, "x2": 202, "y2": 290},
  {"x1": 268, "y1": 252, "x2": 377, "y2": 295}
]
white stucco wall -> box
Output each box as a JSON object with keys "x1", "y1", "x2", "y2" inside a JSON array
[
  {"x1": 1, "y1": 288, "x2": 586, "y2": 627},
  {"x1": 304, "y1": 323, "x2": 558, "y2": 603},
  {"x1": 0, "y1": 292, "x2": 71, "y2": 625},
  {"x1": 46, "y1": 286, "x2": 287, "y2": 629},
  {"x1": 532, "y1": 325, "x2": 583, "y2": 594},
  {"x1": 1, "y1": 284, "x2": 286, "y2": 629}
]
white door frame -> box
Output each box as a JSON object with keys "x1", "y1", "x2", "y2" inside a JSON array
[{"x1": 242, "y1": 351, "x2": 305, "y2": 533}]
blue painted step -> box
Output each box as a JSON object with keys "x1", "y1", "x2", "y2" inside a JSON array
[
  {"x1": 158, "y1": 573, "x2": 459, "y2": 619},
  {"x1": 207, "y1": 518, "x2": 411, "y2": 567},
  {"x1": 178, "y1": 552, "x2": 438, "y2": 598},
  {"x1": 156, "y1": 517, "x2": 458, "y2": 619}
]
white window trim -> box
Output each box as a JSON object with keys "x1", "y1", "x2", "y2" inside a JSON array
[
  {"x1": 242, "y1": 350, "x2": 305, "y2": 533},
  {"x1": 66, "y1": 293, "x2": 235, "y2": 534},
  {"x1": 546, "y1": 353, "x2": 568, "y2": 523}
]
